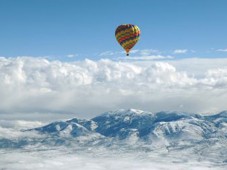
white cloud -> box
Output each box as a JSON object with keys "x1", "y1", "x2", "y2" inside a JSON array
[
  {"x1": 99, "y1": 49, "x2": 160, "y2": 57},
  {"x1": 138, "y1": 49, "x2": 160, "y2": 56},
  {"x1": 173, "y1": 49, "x2": 188, "y2": 54},
  {"x1": 168, "y1": 58, "x2": 227, "y2": 76},
  {"x1": 127, "y1": 49, "x2": 139, "y2": 54},
  {"x1": 0, "y1": 120, "x2": 43, "y2": 129},
  {"x1": 123, "y1": 55, "x2": 174, "y2": 60},
  {"x1": 66, "y1": 54, "x2": 77, "y2": 58},
  {"x1": 1, "y1": 57, "x2": 227, "y2": 119},
  {"x1": 217, "y1": 48, "x2": 227, "y2": 52},
  {"x1": 99, "y1": 51, "x2": 115, "y2": 56}
]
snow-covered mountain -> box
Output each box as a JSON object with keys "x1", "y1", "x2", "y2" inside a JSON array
[
  {"x1": 1, "y1": 109, "x2": 227, "y2": 168},
  {"x1": 22, "y1": 109, "x2": 227, "y2": 147},
  {"x1": 1, "y1": 109, "x2": 227, "y2": 150}
]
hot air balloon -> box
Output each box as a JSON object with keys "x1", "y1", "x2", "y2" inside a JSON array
[{"x1": 115, "y1": 24, "x2": 140, "y2": 56}]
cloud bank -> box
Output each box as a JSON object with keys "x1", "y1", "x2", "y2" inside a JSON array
[
  {"x1": 0, "y1": 148, "x2": 218, "y2": 170},
  {"x1": 1, "y1": 57, "x2": 227, "y2": 118}
]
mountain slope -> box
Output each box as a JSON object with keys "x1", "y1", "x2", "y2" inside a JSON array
[
  {"x1": 1, "y1": 109, "x2": 227, "y2": 149},
  {"x1": 23, "y1": 109, "x2": 227, "y2": 147}
]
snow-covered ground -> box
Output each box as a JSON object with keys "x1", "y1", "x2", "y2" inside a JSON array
[{"x1": 1, "y1": 148, "x2": 225, "y2": 170}]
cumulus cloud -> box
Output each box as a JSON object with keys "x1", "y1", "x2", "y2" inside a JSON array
[
  {"x1": 0, "y1": 57, "x2": 227, "y2": 118},
  {"x1": 173, "y1": 49, "x2": 188, "y2": 54},
  {"x1": 168, "y1": 58, "x2": 227, "y2": 76}
]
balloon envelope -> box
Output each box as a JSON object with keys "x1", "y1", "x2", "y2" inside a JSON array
[{"x1": 115, "y1": 24, "x2": 140, "y2": 56}]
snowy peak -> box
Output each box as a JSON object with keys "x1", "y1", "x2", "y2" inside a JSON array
[
  {"x1": 33, "y1": 118, "x2": 97, "y2": 137},
  {"x1": 208, "y1": 111, "x2": 227, "y2": 119},
  {"x1": 91, "y1": 109, "x2": 208, "y2": 140},
  {"x1": 100, "y1": 108, "x2": 149, "y2": 117}
]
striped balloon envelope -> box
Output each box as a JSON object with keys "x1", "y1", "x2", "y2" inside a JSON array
[{"x1": 115, "y1": 24, "x2": 140, "y2": 56}]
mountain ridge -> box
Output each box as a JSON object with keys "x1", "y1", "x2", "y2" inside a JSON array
[
  {"x1": 1, "y1": 109, "x2": 227, "y2": 152},
  {"x1": 30, "y1": 109, "x2": 227, "y2": 141}
]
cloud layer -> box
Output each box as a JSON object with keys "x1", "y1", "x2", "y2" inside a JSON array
[
  {"x1": 0, "y1": 148, "x2": 218, "y2": 170},
  {"x1": 1, "y1": 57, "x2": 227, "y2": 118}
]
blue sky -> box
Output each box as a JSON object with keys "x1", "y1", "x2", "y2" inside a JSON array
[{"x1": 0, "y1": 0, "x2": 227, "y2": 60}]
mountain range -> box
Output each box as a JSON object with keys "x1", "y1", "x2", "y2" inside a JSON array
[
  {"x1": 1, "y1": 109, "x2": 227, "y2": 163},
  {"x1": 32, "y1": 109, "x2": 227, "y2": 140}
]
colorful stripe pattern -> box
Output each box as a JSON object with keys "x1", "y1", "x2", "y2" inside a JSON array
[{"x1": 115, "y1": 24, "x2": 140, "y2": 55}]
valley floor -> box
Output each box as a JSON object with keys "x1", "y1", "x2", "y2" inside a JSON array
[{"x1": 0, "y1": 147, "x2": 226, "y2": 170}]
